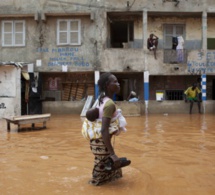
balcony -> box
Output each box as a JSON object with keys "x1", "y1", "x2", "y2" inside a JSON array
[{"x1": 163, "y1": 49, "x2": 188, "y2": 64}]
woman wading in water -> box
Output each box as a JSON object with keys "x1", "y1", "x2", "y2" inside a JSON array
[{"x1": 87, "y1": 72, "x2": 125, "y2": 186}]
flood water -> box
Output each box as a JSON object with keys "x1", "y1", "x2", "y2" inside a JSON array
[{"x1": 0, "y1": 114, "x2": 215, "y2": 195}]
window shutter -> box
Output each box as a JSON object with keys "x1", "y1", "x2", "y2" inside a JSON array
[
  {"x1": 164, "y1": 24, "x2": 173, "y2": 49},
  {"x1": 2, "y1": 21, "x2": 13, "y2": 46},
  {"x1": 175, "y1": 25, "x2": 184, "y2": 37},
  {"x1": 164, "y1": 24, "x2": 185, "y2": 49},
  {"x1": 2, "y1": 20, "x2": 25, "y2": 47},
  {"x1": 165, "y1": 25, "x2": 173, "y2": 34},
  {"x1": 70, "y1": 20, "x2": 80, "y2": 45},
  {"x1": 58, "y1": 20, "x2": 68, "y2": 45},
  {"x1": 14, "y1": 21, "x2": 25, "y2": 46},
  {"x1": 57, "y1": 19, "x2": 81, "y2": 46}
]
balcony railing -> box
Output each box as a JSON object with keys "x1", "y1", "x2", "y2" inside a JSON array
[{"x1": 164, "y1": 49, "x2": 187, "y2": 64}]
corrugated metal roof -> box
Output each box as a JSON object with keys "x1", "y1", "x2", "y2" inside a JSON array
[{"x1": 0, "y1": 62, "x2": 27, "y2": 68}]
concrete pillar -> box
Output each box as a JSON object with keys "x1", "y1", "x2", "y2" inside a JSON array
[
  {"x1": 202, "y1": 11, "x2": 207, "y2": 113},
  {"x1": 201, "y1": 74, "x2": 206, "y2": 113},
  {"x1": 94, "y1": 71, "x2": 100, "y2": 99},
  {"x1": 143, "y1": 9, "x2": 148, "y2": 70},
  {"x1": 202, "y1": 11, "x2": 207, "y2": 74},
  {"x1": 143, "y1": 9, "x2": 149, "y2": 114},
  {"x1": 143, "y1": 9, "x2": 148, "y2": 50},
  {"x1": 144, "y1": 71, "x2": 149, "y2": 114},
  {"x1": 202, "y1": 11, "x2": 207, "y2": 51}
]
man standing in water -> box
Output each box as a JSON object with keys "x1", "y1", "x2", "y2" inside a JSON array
[{"x1": 184, "y1": 83, "x2": 201, "y2": 114}]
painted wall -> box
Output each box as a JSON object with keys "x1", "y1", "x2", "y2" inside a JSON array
[
  {"x1": 0, "y1": 18, "x2": 38, "y2": 62},
  {"x1": 0, "y1": 0, "x2": 214, "y2": 75},
  {"x1": 42, "y1": 100, "x2": 215, "y2": 115},
  {"x1": 0, "y1": 0, "x2": 208, "y2": 14},
  {"x1": 102, "y1": 15, "x2": 215, "y2": 75},
  {"x1": 34, "y1": 16, "x2": 95, "y2": 72},
  {"x1": 0, "y1": 66, "x2": 21, "y2": 118}
]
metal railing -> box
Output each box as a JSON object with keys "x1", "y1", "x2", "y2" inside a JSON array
[{"x1": 165, "y1": 90, "x2": 184, "y2": 100}]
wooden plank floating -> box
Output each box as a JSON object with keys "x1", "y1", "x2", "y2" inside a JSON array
[{"x1": 3, "y1": 113, "x2": 51, "y2": 132}]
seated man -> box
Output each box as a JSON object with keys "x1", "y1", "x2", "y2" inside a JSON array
[
  {"x1": 184, "y1": 83, "x2": 201, "y2": 114},
  {"x1": 127, "y1": 91, "x2": 138, "y2": 102},
  {"x1": 147, "y1": 33, "x2": 159, "y2": 59}
]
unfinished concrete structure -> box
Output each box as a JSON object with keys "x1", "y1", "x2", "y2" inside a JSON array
[
  {"x1": 0, "y1": 64, "x2": 21, "y2": 118},
  {"x1": 0, "y1": 0, "x2": 215, "y2": 115}
]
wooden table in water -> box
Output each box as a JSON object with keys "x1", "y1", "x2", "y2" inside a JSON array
[{"x1": 0, "y1": 114, "x2": 215, "y2": 195}]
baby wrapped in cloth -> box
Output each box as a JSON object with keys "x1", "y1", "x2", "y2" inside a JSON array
[{"x1": 82, "y1": 98, "x2": 127, "y2": 141}]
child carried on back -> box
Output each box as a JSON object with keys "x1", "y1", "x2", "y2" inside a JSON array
[
  {"x1": 82, "y1": 106, "x2": 127, "y2": 141},
  {"x1": 81, "y1": 97, "x2": 130, "y2": 171}
]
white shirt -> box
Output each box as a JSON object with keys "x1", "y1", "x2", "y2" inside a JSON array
[{"x1": 176, "y1": 36, "x2": 184, "y2": 50}]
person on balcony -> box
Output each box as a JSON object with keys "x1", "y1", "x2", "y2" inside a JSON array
[
  {"x1": 147, "y1": 33, "x2": 159, "y2": 59},
  {"x1": 184, "y1": 83, "x2": 201, "y2": 114}
]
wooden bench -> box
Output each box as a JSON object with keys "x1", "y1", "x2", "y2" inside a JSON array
[{"x1": 3, "y1": 113, "x2": 51, "y2": 132}]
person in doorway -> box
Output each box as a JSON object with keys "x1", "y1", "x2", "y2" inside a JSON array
[
  {"x1": 184, "y1": 83, "x2": 201, "y2": 114},
  {"x1": 147, "y1": 33, "x2": 159, "y2": 59},
  {"x1": 85, "y1": 72, "x2": 130, "y2": 186},
  {"x1": 127, "y1": 91, "x2": 138, "y2": 102}
]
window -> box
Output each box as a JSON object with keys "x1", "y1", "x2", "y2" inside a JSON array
[
  {"x1": 57, "y1": 19, "x2": 81, "y2": 46},
  {"x1": 165, "y1": 90, "x2": 184, "y2": 100},
  {"x1": 2, "y1": 20, "x2": 25, "y2": 47},
  {"x1": 207, "y1": 38, "x2": 215, "y2": 49},
  {"x1": 163, "y1": 24, "x2": 185, "y2": 49},
  {"x1": 163, "y1": 24, "x2": 187, "y2": 63},
  {"x1": 110, "y1": 21, "x2": 134, "y2": 48}
]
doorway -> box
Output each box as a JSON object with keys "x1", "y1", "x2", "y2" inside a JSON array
[
  {"x1": 212, "y1": 79, "x2": 215, "y2": 100},
  {"x1": 110, "y1": 21, "x2": 134, "y2": 48}
]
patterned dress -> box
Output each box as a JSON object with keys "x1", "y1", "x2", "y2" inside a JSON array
[{"x1": 89, "y1": 138, "x2": 122, "y2": 186}]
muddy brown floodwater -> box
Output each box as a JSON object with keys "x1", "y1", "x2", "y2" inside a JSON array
[{"x1": 0, "y1": 114, "x2": 215, "y2": 195}]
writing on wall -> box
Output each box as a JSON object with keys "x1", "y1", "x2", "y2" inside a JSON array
[
  {"x1": 187, "y1": 51, "x2": 215, "y2": 74},
  {"x1": 37, "y1": 47, "x2": 90, "y2": 67},
  {"x1": 0, "y1": 103, "x2": 6, "y2": 109}
]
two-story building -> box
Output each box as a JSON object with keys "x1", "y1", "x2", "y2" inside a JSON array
[{"x1": 0, "y1": 0, "x2": 215, "y2": 117}]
